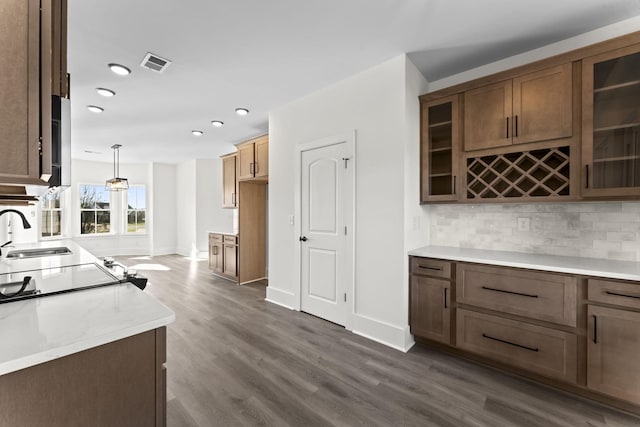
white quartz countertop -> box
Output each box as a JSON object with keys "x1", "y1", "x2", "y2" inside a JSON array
[
  {"x1": 207, "y1": 230, "x2": 238, "y2": 236},
  {"x1": 409, "y1": 245, "x2": 640, "y2": 282},
  {"x1": 0, "y1": 240, "x2": 175, "y2": 375},
  {"x1": 0, "y1": 239, "x2": 98, "y2": 274}
]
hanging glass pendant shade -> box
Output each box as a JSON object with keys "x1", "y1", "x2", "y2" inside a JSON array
[{"x1": 106, "y1": 144, "x2": 129, "y2": 191}]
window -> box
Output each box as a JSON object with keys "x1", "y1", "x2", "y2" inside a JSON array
[
  {"x1": 41, "y1": 192, "x2": 62, "y2": 238},
  {"x1": 80, "y1": 184, "x2": 111, "y2": 234},
  {"x1": 126, "y1": 186, "x2": 146, "y2": 233}
]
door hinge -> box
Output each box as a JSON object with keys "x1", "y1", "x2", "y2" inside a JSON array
[
  {"x1": 344, "y1": 293, "x2": 347, "y2": 302},
  {"x1": 342, "y1": 157, "x2": 350, "y2": 168}
]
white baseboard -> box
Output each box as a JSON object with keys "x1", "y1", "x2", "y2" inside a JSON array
[
  {"x1": 151, "y1": 247, "x2": 177, "y2": 256},
  {"x1": 352, "y1": 313, "x2": 414, "y2": 352},
  {"x1": 265, "y1": 287, "x2": 296, "y2": 310}
]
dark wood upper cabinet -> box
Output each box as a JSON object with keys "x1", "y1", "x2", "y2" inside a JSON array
[
  {"x1": 464, "y1": 63, "x2": 573, "y2": 152},
  {"x1": 582, "y1": 43, "x2": 640, "y2": 197}
]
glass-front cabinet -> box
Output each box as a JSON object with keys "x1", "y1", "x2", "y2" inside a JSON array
[
  {"x1": 420, "y1": 95, "x2": 460, "y2": 202},
  {"x1": 583, "y1": 44, "x2": 640, "y2": 197}
]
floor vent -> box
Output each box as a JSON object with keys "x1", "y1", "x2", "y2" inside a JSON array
[{"x1": 140, "y1": 52, "x2": 171, "y2": 73}]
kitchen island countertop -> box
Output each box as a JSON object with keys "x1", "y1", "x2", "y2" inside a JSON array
[{"x1": 0, "y1": 240, "x2": 174, "y2": 376}]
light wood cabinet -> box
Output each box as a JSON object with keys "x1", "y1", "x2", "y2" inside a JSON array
[
  {"x1": 237, "y1": 135, "x2": 269, "y2": 181},
  {"x1": 582, "y1": 43, "x2": 640, "y2": 197},
  {"x1": 208, "y1": 234, "x2": 223, "y2": 275},
  {"x1": 464, "y1": 63, "x2": 573, "y2": 152},
  {"x1": 221, "y1": 154, "x2": 237, "y2": 208},
  {"x1": 0, "y1": 0, "x2": 67, "y2": 187},
  {"x1": 420, "y1": 95, "x2": 460, "y2": 202},
  {"x1": 587, "y1": 305, "x2": 640, "y2": 404},
  {"x1": 208, "y1": 233, "x2": 237, "y2": 280}
]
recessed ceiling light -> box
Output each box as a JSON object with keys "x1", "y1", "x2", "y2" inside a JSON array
[
  {"x1": 96, "y1": 88, "x2": 116, "y2": 97},
  {"x1": 211, "y1": 120, "x2": 224, "y2": 127},
  {"x1": 192, "y1": 130, "x2": 204, "y2": 136},
  {"x1": 235, "y1": 108, "x2": 249, "y2": 116},
  {"x1": 87, "y1": 105, "x2": 104, "y2": 113},
  {"x1": 108, "y1": 63, "x2": 131, "y2": 76}
]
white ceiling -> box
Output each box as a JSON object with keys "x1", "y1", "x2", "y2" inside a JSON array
[{"x1": 68, "y1": 0, "x2": 640, "y2": 164}]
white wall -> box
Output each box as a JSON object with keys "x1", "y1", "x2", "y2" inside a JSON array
[
  {"x1": 176, "y1": 160, "x2": 197, "y2": 257},
  {"x1": 426, "y1": 16, "x2": 640, "y2": 262},
  {"x1": 268, "y1": 55, "x2": 427, "y2": 350},
  {"x1": 176, "y1": 158, "x2": 233, "y2": 258},
  {"x1": 151, "y1": 163, "x2": 177, "y2": 255}
]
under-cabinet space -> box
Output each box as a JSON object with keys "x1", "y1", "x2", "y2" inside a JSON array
[{"x1": 457, "y1": 308, "x2": 578, "y2": 384}]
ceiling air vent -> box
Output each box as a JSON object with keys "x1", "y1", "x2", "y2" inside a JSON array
[{"x1": 140, "y1": 52, "x2": 171, "y2": 73}]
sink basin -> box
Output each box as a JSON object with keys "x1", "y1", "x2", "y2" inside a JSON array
[{"x1": 5, "y1": 247, "x2": 73, "y2": 259}]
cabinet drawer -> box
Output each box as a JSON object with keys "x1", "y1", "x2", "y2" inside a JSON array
[
  {"x1": 410, "y1": 257, "x2": 451, "y2": 279},
  {"x1": 589, "y1": 279, "x2": 640, "y2": 310},
  {"x1": 457, "y1": 263, "x2": 577, "y2": 327},
  {"x1": 456, "y1": 308, "x2": 577, "y2": 384},
  {"x1": 209, "y1": 234, "x2": 222, "y2": 243},
  {"x1": 223, "y1": 235, "x2": 237, "y2": 244}
]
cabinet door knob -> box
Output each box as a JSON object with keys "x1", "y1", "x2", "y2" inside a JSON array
[{"x1": 299, "y1": 236, "x2": 308, "y2": 242}]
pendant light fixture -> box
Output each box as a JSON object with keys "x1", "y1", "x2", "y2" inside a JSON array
[{"x1": 105, "y1": 144, "x2": 129, "y2": 191}]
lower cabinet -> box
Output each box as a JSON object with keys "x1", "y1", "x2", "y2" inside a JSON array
[
  {"x1": 410, "y1": 275, "x2": 450, "y2": 344},
  {"x1": 0, "y1": 328, "x2": 167, "y2": 426},
  {"x1": 587, "y1": 278, "x2": 640, "y2": 404},
  {"x1": 456, "y1": 308, "x2": 577, "y2": 384},
  {"x1": 410, "y1": 256, "x2": 640, "y2": 413},
  {"x1": 208, "y1": 233, "x2": 237, "y2": 281}
]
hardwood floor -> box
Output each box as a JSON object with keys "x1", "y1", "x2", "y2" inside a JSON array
[{"x1": 115, "y1": 255, "x2": 640, "y2": 427}]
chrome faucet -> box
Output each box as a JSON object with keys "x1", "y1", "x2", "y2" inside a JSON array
[{"x1": 0, "y1": 209, "x2": 31, "y2": 256}]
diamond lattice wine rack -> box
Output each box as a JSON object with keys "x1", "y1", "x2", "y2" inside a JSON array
[{"x1": 466, "y1": 146, "x2": 571, "y2": 199}]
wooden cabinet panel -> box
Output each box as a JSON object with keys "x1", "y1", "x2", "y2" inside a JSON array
[
  {"x1": 582, "y1": 43, "x2": 640, "y2": 197},
  {"x1": 464, "y1": 80, "x2": 512, "y2": 151},
  {"x1": 223, "y1": 244, "x2": 237, "y2": 278},
  {"x1": 588, "y1": 305, "x2": 640, "y2": 404},
  {"x1": 209, "y1": 242, "x2": 223, "y2": 275},
  {"x1": 512, "y1": 63, "x2": 573, "y2": 145},
  {"x1": 457, "y1": 263, "x2": 577, "y2": 327},
  {"x1": 0, "y1": 0, "x2": 41, "y2": 184},
  {"x1": 254, "y1": 137, "x2": 269, "y2": 179},
  {"x1": 588, "y1": 279, "x2": 640, "y2": 310},
  {"x1": 237, "y1": 143, "x2": 255, "y2": 181},
  {"x1": 457, "y1": 308, "x2": 577, "y2": 384},
  {"x1": 463, "y1": 64, "x2": 572, "y2": 152},
  {"x1": 410, "y1": 275, "x2": 450, "y2": 344},
  {"x1": 410, "y1": 257, "x2": 452, "y2": 279},
  {"x1": 222, "y1": 154, "x2": 237, "y2": 208},
  {"x1": 421, "y1": 95, "x2": 460, "y2": 202}
]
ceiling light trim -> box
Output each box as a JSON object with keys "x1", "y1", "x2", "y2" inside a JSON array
[{"x1": 108, "y1": 63, "x2": 131, "y2": 76}]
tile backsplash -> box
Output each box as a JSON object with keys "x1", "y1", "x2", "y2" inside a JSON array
[{"x1": 429, "y1": 202, "x2": 640, "y2": 262}]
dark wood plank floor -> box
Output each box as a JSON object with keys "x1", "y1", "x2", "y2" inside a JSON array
[{"x1": 116, "y1": 255, "x2": 640, "y2": 427}]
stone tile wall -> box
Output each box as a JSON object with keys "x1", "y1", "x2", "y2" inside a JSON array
[{"x1": 429, "y1": 202, "x2": 640, "y2": 262}]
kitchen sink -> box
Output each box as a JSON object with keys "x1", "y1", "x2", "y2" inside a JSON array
[{"x1": 5, "y1": 246, "x2": 73, "y2": 259}]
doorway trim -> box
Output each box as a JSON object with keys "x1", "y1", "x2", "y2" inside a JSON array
[{"x1": 294, "y1": 131, "x2": 356, "y2": 331}]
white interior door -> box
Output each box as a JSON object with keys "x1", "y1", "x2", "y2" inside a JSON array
[{"x1": 299, "y1": 137, "x2": 353, "y2": 326}]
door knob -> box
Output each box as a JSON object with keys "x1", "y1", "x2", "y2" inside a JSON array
[{"x1": 299, "y1": 236, "x2": 308, "y2": 242}]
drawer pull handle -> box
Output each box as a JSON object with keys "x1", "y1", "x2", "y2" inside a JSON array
[
  {"x1": 419, "y1": 265, "x2": 442, "y2": 272},
  {"x1": 593, "y1": 315, "x2": 598, "y2": 344},
  {"x1": 481, "y1": 286, "x2": 538, "y2": 299},
  {"x1": 605, "y1": 290, "x2": 640, "y2": 300},
  {"x1": 482, "y1": 333, "x2": 539, "y2": 352}
]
